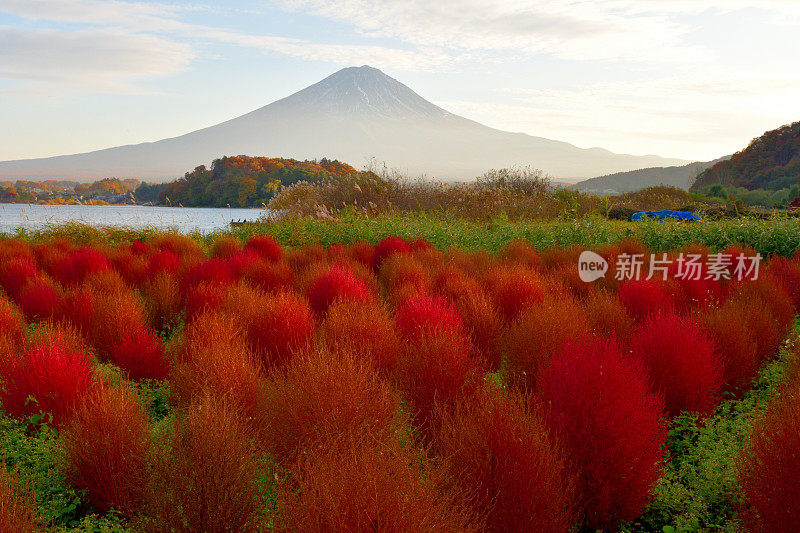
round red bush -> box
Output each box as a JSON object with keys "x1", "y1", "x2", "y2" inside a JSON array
[
  {"x1": 240, "y1": 259, "x2": 294, "y2": 293},
  {"x1": 394, "y1": 329, "x2": 479, "y2": 429},
  {"x1": 0, "y1": 336, "x2": 95, "y2": 426},
  {"x1": 768, "y1": 256, "x2": 800, "y2": 312},
  {"x1": 394, "y1": 294, "x2": 464, "y2": 342},
  {"x1": 55, "y1": 246, "x2": 110, "y2": 286},
  {"x1": 484, "y1": 266, "x2": 544, "y2": 321},
  {"x1": 372, "y1": 236, "x2": 412, "y2": 270},
  {"x1": 500, "y1": 298, "x2": 591, "y2": 391},
  {"x1": 320, "y1": 299, "x2": 401, "y2": 372},
  {"x1": 537, "y1": 336, "x2": 666, "y2": 530},
  {"x1": 276, "y1": 431, "x2": 480, "y2": 532},
  {"x1": 630, "y1": 312, "x2": 723, "y2": 417},
  {"x1": 147, "y1": 249, "x2": 181, "y2": 278},
  {"x1": 433, "y1": 386, "x2": 576, "y2": 532},
  {"x1": 244, "y1": 235, "x2": 282, "y2": 262},
  {"x1": 244, "y1": 292, "x2": 315, "y2": 368},
  {"x1": 258, "y1": 349, "x2": 403, "y2": 463},
  {"x1": 182, "y1": 258, "x2": 233, "y2": 293},
  {"x1": 184, "y1": 281, "x2": 227, "y2": 322},
  {"x1": 0, "y1": 297, "x2": 25, "y2": 342},
  {"x1": 305, "y1": 265, "x2": 372, "y2": 316},
  {"x1": 700, "y1": 303, "x2": 760, "y2": 397},
  {"x1": 618, "y1": 279, "x2": 675, "y2": 322},
  {"x1": 61, "y1": 385, "x2": 151, "y2": 516},
  {"x1": 737, "y1": 382, "x2": 800, "y2": 532},
  {"x1": 109, "y1": 327, "x2": 169, "y2": 380},
  {"x1": 0, "y1": 258, "x2": 39, "y2": 299},
  {"x1": 17, "y1": 278, "x2": 62, "y2": 322}
]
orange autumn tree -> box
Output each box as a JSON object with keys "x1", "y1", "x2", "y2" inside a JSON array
[{"x1": 159, "y1": 155, "x2": 357, "y2": 207}]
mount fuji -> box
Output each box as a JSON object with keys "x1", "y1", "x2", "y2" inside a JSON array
[{"x1": 0, "y1": 66, "x2": 688, "y2": 181}]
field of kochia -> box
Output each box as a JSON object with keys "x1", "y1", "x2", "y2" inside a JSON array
[{"x1": 0, "y1": 220, "x2": 799, "y2": 532}]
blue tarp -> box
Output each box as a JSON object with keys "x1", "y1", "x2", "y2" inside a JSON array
[{"x1": 631, "y1": 210, "x2": 700, "y2": 222}]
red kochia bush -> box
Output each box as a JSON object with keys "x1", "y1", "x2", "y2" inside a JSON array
[
  {"x1": 0, "y1": 332, "x2": 95, "y2": 425},
  {"x1": 0, "y1": 258, "x2": 39, "y2": 299},
  {"x1": 146, "y1": 249, "x2": 181, "y2": 278},
  {"x1": 226, "y1": 250, "x2": 259, "y2": 277},
  {"x1": 184, "y1": 281, "x2": 227, "y2": 322},
  {"x1": 0, "y1": 466, "x2": 41, "y2": 533},
  {"x1": 170, "y1": 311, "x2": 263, "y2": 419},
  {"x1": 537, "y1": 337, "x2": 666, "y2": 530},
  {"x1": 630, "y1": 312, "x2": 723, "y2": 418},
  {"x1": 57, "y1": 285, "x2": 96, "y2": 334},
  {"x1": 244, "y1": 234, "x2": 282, "y2": 262},
  {"x1": 89, "y1": 290, "x2": 169, "y2": 380},
  {"x1": 141, "y1": 394, "x2": 264, "y2": 533},
  {"x1": 141, "y1": 273, "x2": 182, "y2": 333},
  {"x1": 372, "y1": 236, "x2": 412, "y2": 270},
  {"x1": 500, "y1": 298, "x2": 591, "y2": 391},
  {"x1": 394, "y1": 294, "x2": 465, "y2": 342},
  {"x1": 0, "y1": 296, "x2": 25, "y2": 342},
  {"x1": 240, "y1": 259, "x2": 294, "y2": 293},
  {"x1": 350, "y1": 241, "x2": 375, "y2": 267},
  {"x1": 258, "y1": 349, "x2": 403, "y2": 463},
  {"x1": 151, "y1": 233, "x2": 204, "y2": 261},
  {"x1": 499, "y1": 240, "x2": 541, "y2": 269},
  {"x1": 276, "y1": 431, "x2": 481, "y2": 533},
  {"x1": 304, "y1": 265, "x2": 372, "y2": 316},
  {"x1": 700, "y1": 303, "x2": 760, "y2": 397},
  {"x1": 17, "y1": 277, "x2": 62, "y2": 322},
  {"x1": 242, "y1": 292, "x2": 315, "y2": 368},
  {"x1": 737, "y1": 381, "x2": 800, "y2": 532},
  {"x1": 767, "y1": 256, "x2": 800, "y2": 311},
  {"x1": 727, "y1": 276, "x2": 794, "y2": 361},
  {"x1": 109, "y1": 249, "x2": 147, "y2": 287},
  {"x1": 394, "y1": 328, "x2": 479, "y2": 430},
  {"x1": 434, "y1": 268, "x2": 502, "y2": 367},
  {"x1": 61, "y1": 385, "x2": 151, "y2": 517},
  {"x1": 484, "y1": 265, "x2": 544, "y2": 321},
  {"x1": 129, "y1": 239, "x2": 150, "y2": 256},
  {"x1": 618, "y1": 279, "x2": 675, "y2": 322},
  {"x1": 584, "y1": 291, "x2": 635, "y2": 345},
  {"x1": 54, "y1": 246, "x2": 110, "y2": 286},
  {"x1": 433, "y1": 386, "x2": 576, "y2": 532},
  {"x1": 452, "y1": 290, "x2": 503, "y2": 368},
  {"x1": 209, "y1": 236, "x2": 243, "y2": 259},
  {"x1": 320, "y1": 299, "x2": 401, "y2": 372},
  {"x1": 379, "y1": 254, "x2": 432, "y2": 303},
  {"x1": 111, "y1": 327, "x2": 169, "y2": 381},
  {"x1": 182, "y1": 258, "x2": 233, "y2": 293},
  {"x1": 671, "y1": 275, "x2": 722, "y2": 311}
]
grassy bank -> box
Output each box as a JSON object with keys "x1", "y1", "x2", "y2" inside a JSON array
[
  {"x1": 232, "y1": 214, "x2": 800, "y2": 256},
  {"x1": 5, "y1": 214, "x2": 800, "y2": 257}
]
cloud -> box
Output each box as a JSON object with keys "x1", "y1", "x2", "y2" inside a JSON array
[
  {"x1": 276, "y1": 0, "x2": 708, "y2": 62},
  {"x1": 0, "y1": 26, "x2": 194, "y2": 91},
  {"x1": 0, "y1": 0, "x2": 190, "y2": 31},
  {"x1": 278, "y1": 0, "x2": 800, "y2": 62},
  {"x1": 0, "y1": 0, "x2": 462, "y2": 90}
]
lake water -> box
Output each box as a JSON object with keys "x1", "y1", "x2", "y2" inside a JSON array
[{"x1": 0, "y1": 204, "x2": 267, "y2": 234}]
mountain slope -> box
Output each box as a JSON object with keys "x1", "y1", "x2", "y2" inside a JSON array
[
  {"x1": 691, "y1": 121, "x2": 800, "y2": 192},
  {"x1": 0, "y1": 66, "x2": 688, "y2": 181},
  {"x1": 573, "y1": 158, "x2": 728, "y2": 194}
]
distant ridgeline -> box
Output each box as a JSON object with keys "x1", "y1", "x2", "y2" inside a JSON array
[
  {"x1": 158, "y1": 155, "x2": 357, "y2": 208},
  {"x1": 691, "y1": 121, "x2": 800, "y2": 205}
]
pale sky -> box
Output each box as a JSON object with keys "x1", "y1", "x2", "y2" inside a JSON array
[{"x1": 1, "y1": 0, "x2": 799, "y2": 163}]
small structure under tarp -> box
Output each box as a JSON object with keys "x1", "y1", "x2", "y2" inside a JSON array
[
  {"x1": 631, "y1": 210, "x2": 701, "y2": 222},
  {"x1": 790, "y1": 197, "x2": 800, "y2": 209}
]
